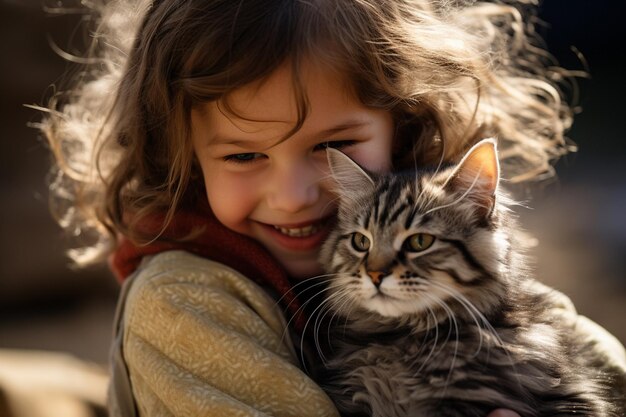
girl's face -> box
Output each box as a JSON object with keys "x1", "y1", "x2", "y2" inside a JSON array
[{"x1": 191, "y1": 60, "x2": 394, "y2": 279}]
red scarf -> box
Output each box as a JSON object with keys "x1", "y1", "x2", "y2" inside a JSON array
[{"x1": 109, "y1": 202, "x2": 306, "y2": 331}]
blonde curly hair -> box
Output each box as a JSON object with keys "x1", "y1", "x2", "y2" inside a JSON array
[{"x1": 39, "y1": 0, "x2": 574, "y2": 264}]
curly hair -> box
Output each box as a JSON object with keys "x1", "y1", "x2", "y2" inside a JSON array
[{"x1": 39, "y1": 0, "x2": 574, "y2": 264}]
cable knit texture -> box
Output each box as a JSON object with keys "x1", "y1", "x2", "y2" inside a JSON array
[{"x1": 120, "y1": 250, "x2": 339, "y2": 417}]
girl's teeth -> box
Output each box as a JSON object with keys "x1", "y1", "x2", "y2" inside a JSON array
[{"x1": 274, "y1": 224, "x2": 319, "y2": 237}]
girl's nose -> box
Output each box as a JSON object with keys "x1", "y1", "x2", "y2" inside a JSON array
[{"x1": 267, "y1": 163, "x2": 320, "y2": 213}]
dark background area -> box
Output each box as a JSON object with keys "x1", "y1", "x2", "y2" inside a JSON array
[{"x1": 0, "y1": 0, "x2": 624, "y2": 365}]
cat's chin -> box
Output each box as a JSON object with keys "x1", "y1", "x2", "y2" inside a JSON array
[{"x1": 362, "y1": 294, "x2": 425, "y2": 318}]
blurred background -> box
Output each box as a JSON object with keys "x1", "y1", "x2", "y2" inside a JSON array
[{"x1": 0, "y1": 0, "x2": 624, "y2": 372}]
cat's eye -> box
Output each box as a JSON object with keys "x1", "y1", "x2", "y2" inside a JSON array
[
  {"x1": 351, "y1": 232, "x2": 371, "y2": 252},
  {"x1": 404, "y1": 233, "x2": 435, "y2": 252}
]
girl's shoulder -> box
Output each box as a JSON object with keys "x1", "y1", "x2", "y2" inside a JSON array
[
  {"x1": 127, "y1": 250, "x2": 291, "y2": 349},
  {"x1": 113, "y1": 250, "x2": 340, "y2": 417},
  {"x1": 523, "y1": 279, "x2": 626, "y2": 372}
]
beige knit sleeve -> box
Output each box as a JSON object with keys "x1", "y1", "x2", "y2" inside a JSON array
[
  {"x1": 526, "y1": 279, "x2": 626, "y2": 371},
  {"x1": 118, "y1": 250, "x2": 339, "y2": 417}
]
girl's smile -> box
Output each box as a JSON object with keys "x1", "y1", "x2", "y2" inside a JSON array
[
  {"x1": 191, "y1": 58, "x2": 394, "y2": 279},
  {"x1": 255, "y1": 215, "x2": 335, "y2": 251}
]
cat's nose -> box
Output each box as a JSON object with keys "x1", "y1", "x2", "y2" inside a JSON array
[{"x1": 367, "y1": 271, "x2": 388, "y2": 287}]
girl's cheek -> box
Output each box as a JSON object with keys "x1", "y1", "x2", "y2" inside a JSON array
[
  {"x1": 223, "y1": 169, "x2": 266, "y2": 194},
  {"x1": 204, "y1": 173, "x2": 257, "y2": 232},
  {"x1": 350, "y1": 144, "x2": 393, "y2": 174},
  {"x1": 208, "y1": 171, "x2": 247, "y2": 201}
]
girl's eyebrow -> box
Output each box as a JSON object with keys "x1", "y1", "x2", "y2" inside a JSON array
[
  {"x1": 320, "y1": 120, "x2": 370, "y2": 137},
  {"x1": 210, "y1": 119, "x2": 370, "y2": 147}
]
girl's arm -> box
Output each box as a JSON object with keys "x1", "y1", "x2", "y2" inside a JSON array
[{"x1": 109, "y1": 250, "x2": 339, "y2": 417}]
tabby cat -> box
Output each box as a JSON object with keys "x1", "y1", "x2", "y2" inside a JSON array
[{"x1": 315, "y1": 139, "x2": 626, "y2": 417}]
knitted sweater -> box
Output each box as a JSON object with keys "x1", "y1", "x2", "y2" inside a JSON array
[{"x1": 109, "y1": 250, "x2": 340, "y2": 417}]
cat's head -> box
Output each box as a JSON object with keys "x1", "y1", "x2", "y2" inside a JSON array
[{"x1": 320, "y1": 139, "x2": 516, "y2": 323}]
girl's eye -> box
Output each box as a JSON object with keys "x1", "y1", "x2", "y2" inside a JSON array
[
  {"x1": 314, "y1": 140, "x2": 356, "y2": 151},
  {"x1": 223, "y1": 153, "x2": 264, "y2": 163},
  {"x1": 404, "y1": 233, "x2": 435, "y2": 252},
  {"x1": 351, "y1": 232, "x2": 371, "y2": 252}
]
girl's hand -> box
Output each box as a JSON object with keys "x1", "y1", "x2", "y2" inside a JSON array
[{"x1": 487, "y1": 410, "x2": 521, "y2": 417}]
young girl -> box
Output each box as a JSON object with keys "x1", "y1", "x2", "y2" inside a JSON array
[{"x1": 40, "y1": 0, "x2": 626, "y2": 416}]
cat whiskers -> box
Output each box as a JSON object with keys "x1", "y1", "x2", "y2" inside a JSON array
[
  {"x1": 323, "y1": 282, "x2": 359, "y2": 346},
  {"x1": 306, "y1": 291, "x2": 338, "y2": 366},
  {"x1": 410, "y1": 298, "x2": 443, "y2": 376},
  {"x1": 395, "y1": 281, "x2": 463, "y2": 382},
  {"x1": 414, "y1": 278, "x2": 487, "y2": 358},
  {"x1": 420, "y1": 291, "x2": 461, "y2": 396},
  {"x1": 292, "y1": 278, "x2": 347, "y2": 371},
  {"x1": 274, "y1": 273, "x2": 336, "y2": 348},
  {"x1": 313, "y1": 286, "x2": 358, "y2": 364},
  {"x1": 425, "y1": 279, "x2": 503, "y2": 355},
  {"x1": 422, "y1": 279, "x2": 525, "y2": 392},
  {"x1": 274, "y1": 273, "x2": 333, "y2": 324},
  {"x1": 273, "y1": 273, "x2": 332, "y2": 308},
  {"x1": 280, "y1": 272, "x2": 355, "y2": 364},
  {"x1": 305, "y1": 284, "x2": 354, "y2": 366},
  {"x1": 427, "y1": 280, "x2": 528, "y2": 391}
]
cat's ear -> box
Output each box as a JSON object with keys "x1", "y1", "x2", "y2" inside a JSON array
[
  {"x1": 326, "y1": 148, "x2": 375, "y2": 197},
  {"x1": 443, "y1": 138, "x2": 500, "y2": 216}
]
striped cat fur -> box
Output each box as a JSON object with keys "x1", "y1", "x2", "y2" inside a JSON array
[{"x1": 315, "y1": 139, "x2": 626, "y2": 417}]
